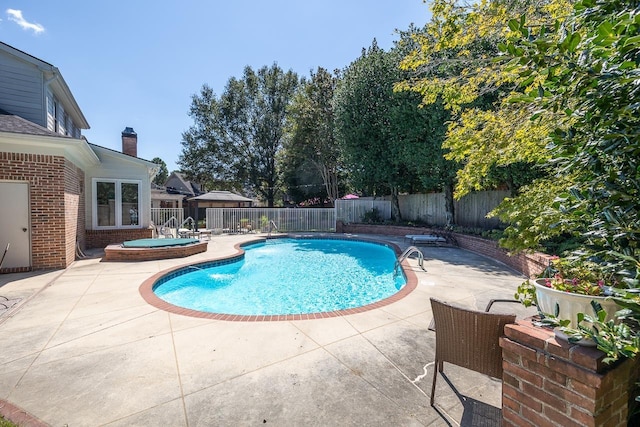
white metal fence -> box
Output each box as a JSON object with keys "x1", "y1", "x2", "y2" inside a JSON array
[
  {"x1": 205, "y1": 208, "x2": 336, "y2": 233},
  {"x1": 334, "y1": 199, "x2": 392, "y2": 223},
  {"x1": 150, "y1": 208, "x2": 184, "y2": 229}
]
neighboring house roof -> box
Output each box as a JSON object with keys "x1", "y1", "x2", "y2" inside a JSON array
[
  {"x1": 151, "y1": 191, "x2": 185, "y2": 202},
  {"x1": 0, "y1": 109, "x2": 62, "y2": 137},
  {"x1": 151, "y1": 183, "x2": 184, "y2": 201},
  {"x1": 188, "y1": 191, "x2": 253, "y2": 202},
  {"x1": 166, "y1": 172, "x2": 202, "y2": 196},
  {"x1": 0, "y1": 42, "x2": 89, "y2": 129}
]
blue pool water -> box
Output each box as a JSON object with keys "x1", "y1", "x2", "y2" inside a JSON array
[{"x1": 153, "y1": 238, "x2": 405, "y2": 315}]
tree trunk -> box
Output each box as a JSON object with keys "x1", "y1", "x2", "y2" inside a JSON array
[
  {"x1": 443, "y1": 183, "x2": 455, "y2": 226},
  {"x1": 267, "y1": 187, "x2": 275, "y2": 207},
  {"x1": 390, "y1": 185, "x2": 402, "y2": 221}
]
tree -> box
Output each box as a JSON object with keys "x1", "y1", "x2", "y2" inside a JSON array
[
  {"x1": 501, "y1": 0, "x2": 640, "y2": 279},
  {"x1": 151, "y1": 157, "x2": 168, "y2": 186},
  {"x1": 282, "y1": 67, "x2": 343, "y2": 205},
  {"x1": 399, "y1": 0, "x2": 639, "y2": 281},
  {"x1": 334, "y1": 41, "x2": 404, "y2": 219},
  {"x1": 396, "y1": 0, "x2": 573, "y2": 242},
  {"x1": 335, "y1": 39, "x2": 457, "y2": 223},
  {"x1": 179, "y1": 63, "x2": 299, "y2": 206},
  {"x1": 396, "y1": 0, "x2": 570, "y2": 198}
]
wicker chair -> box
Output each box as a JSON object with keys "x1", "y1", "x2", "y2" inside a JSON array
[{"x1": 429, "y1": 297, "x2": 516, "y2": 406}]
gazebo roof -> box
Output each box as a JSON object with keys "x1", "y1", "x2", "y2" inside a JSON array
[{"x1": 187, "y1": 191, "x2": 252, "y2": 203}]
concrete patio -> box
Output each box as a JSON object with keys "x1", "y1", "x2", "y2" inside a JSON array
[{"x1": 0, "y1": 233, "x2": 536, "y2": 426}]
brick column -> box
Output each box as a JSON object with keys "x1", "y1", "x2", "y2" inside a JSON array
[{"x1": 500, "y1": 319, "x2": 638, "y2": 427}]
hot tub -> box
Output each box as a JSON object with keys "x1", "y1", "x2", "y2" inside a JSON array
[{"x1": 104, "y1": 238, "x2": 207, "y2": 261}]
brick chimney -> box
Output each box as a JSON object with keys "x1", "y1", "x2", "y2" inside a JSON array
[{"x1": 121, "y1": 127, "x2": 137, "y2": 157}]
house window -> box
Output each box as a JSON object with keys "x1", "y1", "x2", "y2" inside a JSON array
[{"x1": 93, "y1": 179, "x2": 140, "y2": 228}]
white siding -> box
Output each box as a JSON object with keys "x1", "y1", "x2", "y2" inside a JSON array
[
  {"x1": 46, "y1": 89, "x2": 55, "y2": 131},
  {"x1": 0, "y1": 50, "x2": 45, "y2": 126},
  {"x1": 85, "y1": 147, "x2": 153, "y2": 230},
  {"x1": 56, "y1": 102, "x2": 66, "y2": 135}
]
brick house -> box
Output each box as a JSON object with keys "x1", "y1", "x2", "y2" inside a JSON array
[{"x1": 0, "y1": 42, "x2": 157, "y2": 272}]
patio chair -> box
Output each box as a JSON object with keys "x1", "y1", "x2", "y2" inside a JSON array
[{"x1": 429, "y1": 297, "x2": 516, "y2": 407}]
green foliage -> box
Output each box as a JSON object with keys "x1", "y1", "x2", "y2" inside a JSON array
[
  {"x1": 503, "y1": 0, "x2": 640, "y2": 279},
  {"x1": 334, "y1": 38, "x2": 457, "y2": 221},
  {"x1": 361, "y1": 208, "x2": 383, "y2": 224},
  {"x1": 563, "y1": 306, "x2": 640, "y2": 365},
  {"x1": 397, "y1": 0, "x2": 571, "y2": 200},
  {"x1": 529, "y1": 301, "x2": 640, "y2": 365},
  {"x1": 151, "y1": 157, "x2": 169, "y2": 186},
  {"x1": 180, "y1": 64, "x2": 299, "y2": 206},
  {"x1": 489, "y1": 177, "x2": 583, "y2": 252},
  {"x1": 281, "y1": 67, "x2": 343, "y2": 204},
  {"x1": 514, "y1": 280, "x2": 536, "y2": 307},
  {"x1": 0, "y1": 416, "x2": 17, "y2": 427}
]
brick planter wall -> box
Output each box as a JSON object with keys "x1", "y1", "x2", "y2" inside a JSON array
[
  {"x1": 338, "y1": 222, "x2": 550, "y2": 277},
  {"x1": 85, "y1": 228, "x2": 153, "y2": 249},
  {"x1": 501, "y1": 320, "x2": 639, "y2": 426}
]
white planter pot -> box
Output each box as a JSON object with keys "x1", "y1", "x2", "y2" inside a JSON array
[{"x1": 534, "y1": 279, "x2": 619, "y2": 328}]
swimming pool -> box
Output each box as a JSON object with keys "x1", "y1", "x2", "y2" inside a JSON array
[{"x1": 141, "y1": 237, "x2": 417, "y2": 321}]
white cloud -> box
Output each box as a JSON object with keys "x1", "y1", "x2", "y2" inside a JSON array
[{"x1": 6, "y1": 9, "x2": 45, "y2": 34}]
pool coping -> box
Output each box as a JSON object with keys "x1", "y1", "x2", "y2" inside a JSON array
[{"x1": 138, "y1": 234, "x2": 418, "y2": 321}]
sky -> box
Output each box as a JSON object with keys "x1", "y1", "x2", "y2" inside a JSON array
[{"x1": 1, "y1": 1, "x2": 431, "y2": 172}]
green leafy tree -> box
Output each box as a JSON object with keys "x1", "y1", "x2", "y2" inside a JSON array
[
  {"x1": 282, "y1": 67, "x2": 343, "y2": 204},
  {"x1": 334, "y1": 40, "x2": 456, "y2": 222},
  {"x1": 501, "y1": 0, "x2": 640, "y2": 280},
  {"x1": 180, "y1": 64, "x2": 299, "y2": 206},
  {"x1": 151, "y1": 157, "x2": 169, "y2": 186},
  {"x1": 397, "y1": 0, "x2": 564, "y2": 199}
]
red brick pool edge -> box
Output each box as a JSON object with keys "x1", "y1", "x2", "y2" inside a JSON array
[{"x1": 138, "y1": 237, "x2": 418, "y2": 321}]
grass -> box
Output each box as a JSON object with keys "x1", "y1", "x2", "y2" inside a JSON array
[{"x1": 0, "y1": 416, "x2": 16, "y2": 427}]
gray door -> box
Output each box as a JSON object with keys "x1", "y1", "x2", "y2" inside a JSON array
[{"x1": 0, "y1": 181, "x2": 31, "y2": 269}]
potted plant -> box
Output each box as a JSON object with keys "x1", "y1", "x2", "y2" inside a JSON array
[{"x1": 516, "y1": 258, "x2": 620, "y2": 328}]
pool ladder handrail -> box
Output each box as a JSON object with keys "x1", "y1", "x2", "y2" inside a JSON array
[
  {"x1": 180, "y1": 216, "x2": 196, "y2": 230},
  {"x1": 162, "y1": 216, "x2": 178, "y2": 228},
  {"x1": 267, "y1": 220, "x2": 279, "y2": 236},
  {"x1": 157, "y1": 216, "x2": 179, "y2": 238},
  {"x1": 394, "y1": 246, "x2": 426, "y2": 276}
]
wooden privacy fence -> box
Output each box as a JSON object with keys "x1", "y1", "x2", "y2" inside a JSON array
[
  {"x1": 387, "y1": 190, "x2": 510, "y2": 229},
  {"x1": 335, "y1": 199, "x2": 392, "y2": 223}
]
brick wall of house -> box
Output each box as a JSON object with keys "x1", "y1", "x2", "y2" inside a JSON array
[
  {"x1": 85, "y1": 229, "x2": 152, "y2": 249},
  {"x1": 64, "y1": 160, "x2": 84, "y2": 265},
  {"x1": 0, "y1": 152, "x2": 69, "y2": 270},
  {"x1": 501, "y1": 320, "x2": 638, "y2": 426}
]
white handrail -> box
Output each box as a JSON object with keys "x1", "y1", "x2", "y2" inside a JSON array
[
  {"x1": 180, "y1": 216, "x2": 195, "y2": 229},
  {"x1": 267, "y1": 220, "x2": 279, "y2": 236},
  {"x1": 162, "y1": 216, "x2": 178, "y2": 228},
  {"x1": 394, "y1": 246, "x2": 425, "y2": 276}
]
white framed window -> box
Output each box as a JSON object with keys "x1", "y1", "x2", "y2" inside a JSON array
[{"x1": 92, "y1": 179, "x2": 141, "y2": 229}]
